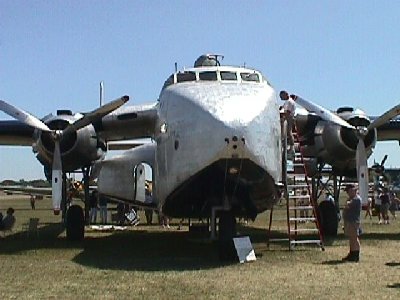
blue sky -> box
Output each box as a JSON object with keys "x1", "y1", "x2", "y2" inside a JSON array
[{"x1": 1, "y1": 0, "x2": 400, "y2": 180}]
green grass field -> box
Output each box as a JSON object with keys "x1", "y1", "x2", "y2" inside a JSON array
[{"x1": 1, "y1": 192, "x2": 399, "y2": 299}]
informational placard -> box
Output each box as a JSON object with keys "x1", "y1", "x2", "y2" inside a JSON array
[{"x1": 233, "y1": 236, "x2": 256, "y2": 263}]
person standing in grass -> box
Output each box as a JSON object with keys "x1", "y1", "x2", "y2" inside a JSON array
[
  {"x1": 380, "y1": 187, "x2": 390, "y2": 224},
  {"x1": 342, "y1": 184, "x2": 362, "y2": 262},
  {"x1": 389, "y1": 192, "x2": 399, "y2": 219},
  {"x1": 98, "y1": 194, "x2": 108, "y2": 224},
  {"x1": 89, "y1": 191, "x2": 98, "y2": 224},
  {"x1": 30, "y1": 195, "x2": 36, "y2": 210},
  {"x1": 0, "y1": 207, "x2": 16, "y2": 231}
]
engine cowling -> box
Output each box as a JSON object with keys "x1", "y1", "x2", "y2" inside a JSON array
[
  {"x1": 33, "y1": 111, "x2": 105, "y2": 173},
  {"x1": 296, "y1": 107, "x2": 377, "y2": 176}
]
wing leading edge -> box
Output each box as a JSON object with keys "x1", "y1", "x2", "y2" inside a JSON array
[{"x1": 0, "y1": 120, "x2": 35, "y2": 146}]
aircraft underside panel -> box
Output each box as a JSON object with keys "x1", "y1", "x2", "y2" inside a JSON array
[
  {"x1": 97, "y1": 143, "x2": 155, "y2": 204},
  {"x1": 162, "y1": 158, "x2": 278, "y2": 219}
]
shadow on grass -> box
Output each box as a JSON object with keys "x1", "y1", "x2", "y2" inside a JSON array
[
  {"x1": 386, "y1": 262, "x2": 400, "y2": 267},
  {"x1": 387, "y1": 283, "x2": 400, "y2": 289},
  {"x1": 0, "y1": 222, "x2": 73, "y2": 253},
  {"x1": 360, "y1": 232, "x2": 400, "y2": 241},
  {"x1": 0, "y1": 224, "x2": 230, "y2": 271},
  {"x1": 321, "y1": 260, "x2": 348, "y2": 265},
  {"x1": 72, "y1": 230, "x2": 226, "y2": 271}
]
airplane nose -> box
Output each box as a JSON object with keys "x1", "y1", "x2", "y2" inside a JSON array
[
  {"x1": 223, "y1": 134, "x2": 247, "y2": 158},
  {"x1": 212, "y1": 94, "x2": 267, "y2": 125}
]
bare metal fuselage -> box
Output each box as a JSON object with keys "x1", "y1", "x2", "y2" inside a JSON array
[{"x1": 98, "y1": 66, "x2": 282, "y2": 219}]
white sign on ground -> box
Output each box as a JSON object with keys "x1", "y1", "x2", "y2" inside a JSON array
[{"x1": 233, "y1": 236, "x2": 256, "y2": 263}]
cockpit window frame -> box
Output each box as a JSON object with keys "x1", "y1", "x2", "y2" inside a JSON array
[
  {"x1": 198, "y1": 71, "x2": 218, "y2": 81},
  {"x1": 220, "y1": 71, "x2": 238, "y2": 81},
  {"x1": 162, "y1": 68, "x2": 265, "y2": 92},
  {"x1": 176, "y1": 71, "x2": 197, "y2": 83},
  {"x1": 240, "y1": 72, "x2": 260, "y2": 82}
]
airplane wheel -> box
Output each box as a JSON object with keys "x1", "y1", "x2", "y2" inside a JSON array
[
  {"x1": 218, "y1": 211, "x2": 237, "y2": 261},
  {"x1": 318, "y1": 201, "x2": 338, "y2": 238},
  {"x1": 66, "y1": 205, "x2": 85, "y2": 241}
]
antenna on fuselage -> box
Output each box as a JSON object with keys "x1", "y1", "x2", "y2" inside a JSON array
[
  {"x1": 174, "y1": 62, "x2": 178, "y2": 72},
  {"x1": 100, "y1": 81, "x2": 104, "y2": 107}
]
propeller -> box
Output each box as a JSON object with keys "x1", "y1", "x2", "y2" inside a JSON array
[
  {"x1": 288, "y1": 92, "x2": 400, "y2": 203},
  {"x1": 0, "y1": 96, "x2": 129, "y2": 214},
  {"x1": 371, "y1": 154, "x2": 388, "y2": 174}
]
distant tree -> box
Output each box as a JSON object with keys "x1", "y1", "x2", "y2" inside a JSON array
[
  {"x1": 30, "y1": 179, "x2": 51, "y2": 187},
  {"x1": 0, "y1": 180, "x2": 17, "y2": 186},
  {"x1": 18, "y1": 179, "x2": 28, "y2": 186}
]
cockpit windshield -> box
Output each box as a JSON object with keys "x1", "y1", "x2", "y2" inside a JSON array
[
  {"x1": 240, "y1": 72, "x2": 260, "y2": 82},
  {"x1": 199, "y1": 71, "x2": 217, "y2": 81},
  {"x1": 161, "y1": 68, "x2": 264, "y2": 93},
  {"x1": 177, "y1": 71, "x2": 196, "y2": 83},
  {"x1": 220, "y1": 71, "x2": 237, "y2": 81}
]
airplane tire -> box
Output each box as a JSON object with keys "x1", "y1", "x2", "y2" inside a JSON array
[
  {"x1": 218, "y1": 211, "x2": 237, "y2": 261},
  {"x1": 318, "y1": 201, "x2": 338, "y2": 237},
  {"x1": 66, "y1": 205, "x2": 85, "y2": 241}
]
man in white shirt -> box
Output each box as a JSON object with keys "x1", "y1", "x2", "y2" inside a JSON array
[
  {"x1": 279, "y1": 91, "x2": 296, "y2": 153},
  {"x1": 374, "y1": 189, "x2": 382, "y2": 224}
]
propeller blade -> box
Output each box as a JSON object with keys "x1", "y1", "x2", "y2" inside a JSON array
[
  {"x1": 0, "y1": 100, "x2": 51, "y2": 132},
  {"x1": 356, "y1": 139, "x2": 369, "y2": 205},
  {"x1": 367, "y1": 104, "x2": 400, "y2": 131},
  {"x1": 61, "y1": 95, "x2": 129, "y2": 136},
  {"x1": 52, "y1": 140, "x2": 63, "y2": 215},
  {"x1": 293, "y1": 95, "x2": 356, "y2": 130},
  {"x1": 380, "y1": 154, "x2": 388, "y2": 167}
]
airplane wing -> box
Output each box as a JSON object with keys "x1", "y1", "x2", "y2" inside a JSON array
[
  {"x1": 372, "y1": 115, "x2": 400, "y2": 141},
  {"x1": 0, "y1": 120, "x2": 35, "y2": 145},
  {"x1": 0, "y1": 103, "x2": 158, "y2": 146},
  {"x1": 106, "y1": 140, "x2": 150, "y2": 150},
  {"x1": 96, "y1": 103, "x2": 158, "y2": 142},
  {"x1": 0, "y1": 185, "x2": 52, "y2": 196}
]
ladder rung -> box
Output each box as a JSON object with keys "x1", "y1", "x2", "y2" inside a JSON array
[
  {"x1": 269, "y1": 238, "x2": 290, "y2": 242},
  {"x1": 287, "y1": 184, "x2": 308, "y2": 188},
  {"x1": 290, "y1": 240, "x2": 322, "y2": 245},
  {"x1": 289, "y1": 217, "x2": 316, "y2": 222},
  {"x1": 289, "y1": 195, "x2": 310, "y2": 199},
  {"x1": 292, "y1": 163, "x2": 304, "y2": 167},
  {"x1": 287, "y1": 172, "x2": 306, "y2": 176},
  {"x1": 290, "y1": 228, "x2": 319, "y2": 233},
  {"x1": 288, "y1": 206, "x2": 314, "y2": 210}
]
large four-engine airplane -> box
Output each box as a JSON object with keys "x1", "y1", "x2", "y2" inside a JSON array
[
  {"x1": 1, "y1": 54, "x2": 400, "y2": 247},
  {"x1": 1, "y1": 55, "x2": 283, "y2": 244}
]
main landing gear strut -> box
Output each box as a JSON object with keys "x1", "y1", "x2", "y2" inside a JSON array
[{"x1": 64, "y1": 167, "x2": 90, "y2": 241}]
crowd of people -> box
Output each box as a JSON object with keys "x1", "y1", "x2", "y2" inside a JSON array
[
  {"x1": 366, "y1": 187, "x2": 400, "y2": 224},
  {"x1": 88, "y1": 189, "x2": 171, "y2": 228},
  {"x1": 0, "y1": 207, "x2": 16, "y2": 232}
]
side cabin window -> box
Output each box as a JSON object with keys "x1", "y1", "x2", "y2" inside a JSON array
[
  {"x1": 220, "y1": 71, "x2": 237, "y2": 81},
  {"x1": 199, "y1": 71, "x2": 217, "y2": 81},
  {"x1": 240, "y1": 72, "x2": 260, "y2": 82},
  {"x1": 177, "y1": 71, "x2": 196, "y2": 83}
]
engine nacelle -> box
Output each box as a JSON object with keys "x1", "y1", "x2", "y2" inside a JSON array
[
  {"x1": 296, "y1": 107, "x2": 377, "y2": 175},
  {"x1": 33, "y1": 112, "x2": 105, "y2": 172}
]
